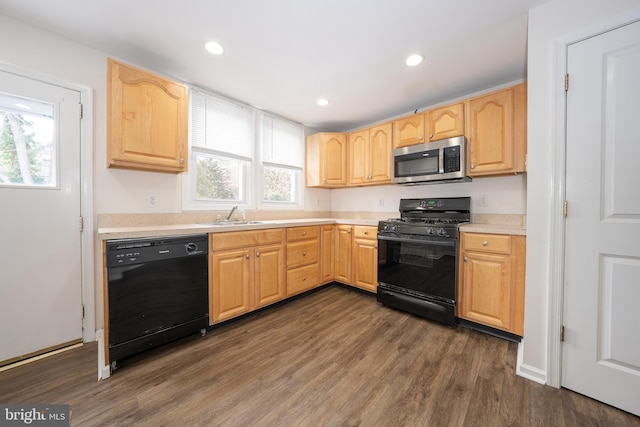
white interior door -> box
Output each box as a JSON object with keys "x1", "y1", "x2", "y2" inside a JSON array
[
  {"x1": 562, "y1": 20, "x2": 640, "y2": 416},
  {"x1": 0, "y1": 70, "x2": 83, "y2": 366}
]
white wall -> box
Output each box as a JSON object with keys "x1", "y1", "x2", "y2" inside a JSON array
[
  {"x1": 523, "y1": 0, "x2": 640, "y2": 383},
  {"x1": 331, "y1": 174, "x2": 526, "y2": 215}
]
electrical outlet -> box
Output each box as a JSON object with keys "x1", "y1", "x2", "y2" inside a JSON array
[
  {"x1": 147, "y1": 193, "x2": 158, "y2": 207},
  {"x1": 479, "y1": 195, "x2": 489, "y2": 207},
  {"x1": 378, "y1": 198, "x2": 384, "y2": 207},
  {"x1": 315, "y1": 197, "x2": 320, "y2": 206}
]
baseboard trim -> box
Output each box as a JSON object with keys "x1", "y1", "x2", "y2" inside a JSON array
[{"x1": 516, "y1": 341, "x2": 547, "y2": 385}]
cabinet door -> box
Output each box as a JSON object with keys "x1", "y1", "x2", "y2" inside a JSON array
[
  {"x1": 393, "y1": 114, "x2": 425, "y2": 148},
  {"x1": 349, "y1": 129, "x2": 370, "y2": 185},
  {"x1": 459, "y1": 250, "x2": 513, "y2": 331},
  {"x1": 335, "y1": 225, "x2": 353, "y2": 284},
  {"x1": 210, "y1": 249, "x2": 251, "y2": 323},
  {"x1": 352, "y1": 237, "x2": 378, "y2": 292},
  {"x1": 254, "y1": 244, "x2": 285, "y2": 308},
  {"x1": 368, "y1": 123, "x2": 392, "y2": 183},
  {"x1": 322, "y1": 134, "x2": 348, "y2": 186},
  {"x1": 466, "y1": 84, "x2": 526, "y2": 176},
  {"x1": 320, "y1": 225, "x2": 335, "y2": 284},
  {"x1": 107, "y1": 58, "x2": 188, "y2": 173},
  {"x1": 427, "y1": 102, "x2": 464, "y2": 141}
]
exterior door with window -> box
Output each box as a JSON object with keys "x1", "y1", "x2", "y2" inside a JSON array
[
  {"x1": 562, "y1": 20, "x2": 640, "y2": 416},
  {"x1": 0, "y1": 70, "x2": 83, "y2": 366}
]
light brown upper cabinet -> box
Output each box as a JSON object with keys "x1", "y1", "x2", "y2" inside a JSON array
[
  {"x1": 466, "y1": 83, "x2": 527, "y2": 176},
  {"x1": 426, "y1": 102, "x2": 465, "y2": 142},
  {"x1": 348, "y1": 122, "x2": 392, "y2": 186},
  {"x1": 107, "y1": 58, "x2": 189, "y2": 173},
  {"x1": 306, "y1": 132, "x2": 348, "y2": 187},
  {"x1": 393, "y1": 114, "x2": 425, "y2": 148}
]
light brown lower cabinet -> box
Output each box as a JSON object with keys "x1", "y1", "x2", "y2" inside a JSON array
[
  {"x1": 320, "y1": 225, "x2": 335, "y2": 284},
  {"x1": 209, "y1": 229, "x2": 285, "y2": 324},
  {"x1": 457, "y1": 232, "x2": 526, "y2": 336},
  {"x1": 335, "y1": 225, "x2": 353, "y2": 284},
  {"x1": 286, "y1": 226, "x2": 320, "y2": 296},
  {"x1": 333, "y1": 224, "x2": 378, "y2": 292},
  {"x1": 351, "y1": 226, "x2": 378, "y2": 292}
]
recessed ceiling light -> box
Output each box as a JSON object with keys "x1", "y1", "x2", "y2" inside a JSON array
[
  {"x1": 317, "y1": 98, "x2": 329, "y2": 106},
  {"x1": 405, "y1": 54, "x2": 424, "y2": 67},
  {"x1": 205, "y1": 41, "x2": 224, "y2": 55}
]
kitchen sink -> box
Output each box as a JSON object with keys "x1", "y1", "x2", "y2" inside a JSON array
[{"x1": 199, "y1": 220, "x2": 264, "y2": 226}]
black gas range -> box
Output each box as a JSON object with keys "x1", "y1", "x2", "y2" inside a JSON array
[{"x1": 377, "y1": 197, "x2": 470, "y2": 325}]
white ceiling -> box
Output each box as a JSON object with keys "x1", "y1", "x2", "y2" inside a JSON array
[{"x1": 0, "y1": 0, "x2": 550, "y2": 132}]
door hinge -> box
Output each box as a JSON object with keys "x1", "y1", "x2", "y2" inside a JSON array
[
  {"x1": 560, "y1": 325, "x2": 565, "y2": 342},
  {"x1": 565, "y1": 73, "x2": 570, "y2": 92},
  {"x1": 79, "y1": 103, "x2": 83, "y2": 119},
  {"x1": 79, "y1": 216, "x2": 84, "y2": 232},
  {"x1": 82, "y1": 304, "x2": 85, "y2": 319},
  {"x1": 563, "y1": 200, "x2": 568, "y2": 218}
]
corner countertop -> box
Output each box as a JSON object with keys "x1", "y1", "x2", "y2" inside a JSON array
[{"x1": 97, "y1": 218, "x2": 380, "y2": 240}]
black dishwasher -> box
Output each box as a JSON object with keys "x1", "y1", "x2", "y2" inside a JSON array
[{"x1": 106, "y1": 234, "x2": 209, "y2": 368}]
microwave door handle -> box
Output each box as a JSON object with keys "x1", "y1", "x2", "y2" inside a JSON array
[{"x1": 439, "y1": 148, "x2": 445, "y2": 174}]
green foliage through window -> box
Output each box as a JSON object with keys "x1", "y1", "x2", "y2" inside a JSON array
[{"x1": 0, "y1": 110, "x2": 54, "y2": 186}]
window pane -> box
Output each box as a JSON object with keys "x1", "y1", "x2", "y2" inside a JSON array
[
  {"x1": 0, "y1": 93, "x2": 55, "y2": 187},
  {"x1": 263, "y1": 165, "x2": 299, "y2": 203},
  {"x1": 195, "y1": 152, "x2": 246, "y2": 202}
]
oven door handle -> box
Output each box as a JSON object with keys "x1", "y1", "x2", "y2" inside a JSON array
[{"x1": 377, "y1": 235, "x2": 456, "y2": 247}]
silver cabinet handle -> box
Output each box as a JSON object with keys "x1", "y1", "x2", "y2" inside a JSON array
[
  {"x1": 482, "y1": 241, "x2": 488, "y2": 246},
  {"x1": 464, "y1": 256, "x2": 468, "y2": 262},
  {"x1": 364, "y1": 231, "x2": 369, "y2": 235},
  {"x1": 470, "y1": 164, "x2": 475, "y2": 169},
  {"x1": 245, "y1": 254, "x2": 250, "y2": 259},
  {"x1": 302, "y1": 231, "x2": 307, "y2": 236},
  {"x1": 302, "y1": 277, "x2": 307, "y2": 281},
  {"x1": 256, "y1": 252, "x2": 260, "y2": 257},
  {"x1": 302, "y1": 251, "x2": 307, "y2": 256}
]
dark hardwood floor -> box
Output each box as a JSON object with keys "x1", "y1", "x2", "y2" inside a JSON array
[{"x1": 1, "y1": 286, "x2": 638, "y2": 426}]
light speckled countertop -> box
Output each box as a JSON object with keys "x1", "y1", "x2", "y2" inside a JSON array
[
  {"x1": 459, "y1": 223, "x2": 526, "y2": 236},
  {"x1": 98, "y1": 218, "x2": 380, "y2": 240},
  {"x1": 97, "y1": 213, "x2": 526, "y2": 240}
]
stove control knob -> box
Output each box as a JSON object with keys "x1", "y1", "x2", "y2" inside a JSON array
[
  {"x1": 427, "y1": 227, "x2": 434, "y2": 235},
  {"x1": 392, "y1": 224, "x2": 399, "y2": 232},
  {"x1": 438, "y1": 228, "x2": 446, "y2": 236}
]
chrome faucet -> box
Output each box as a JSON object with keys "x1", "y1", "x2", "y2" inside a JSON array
[{"x1": 226, "y1": 205, "x2": 238, "y2": 221}]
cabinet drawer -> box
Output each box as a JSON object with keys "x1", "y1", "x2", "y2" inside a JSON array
[
  {"x1": 210, "y1": 229, "x2": 284, "y2": 251},
  {"x1": 287, "y1": 263, "x2": 319, "y2": 296},
  {"x1": 287, "y1": 240, "x2": 319, "y2": 268},
  {"x1": 462, "y1": 233, "x2": 512, "y2": 254},
  {"x1": 287, "y1": 225, "x2": 319, "y2": 242},
  {"x1": 353, "y1": 226, "x2": 377, "y2": 240}
]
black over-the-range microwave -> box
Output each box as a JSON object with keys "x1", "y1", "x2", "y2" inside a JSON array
[{"x1": 392, "y1": 135, "x2": 470, "y2": 185}]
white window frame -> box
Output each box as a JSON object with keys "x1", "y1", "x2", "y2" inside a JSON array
[
  {"x1": 182, "y1": 88, "x2": 255, "y2": 211},
  {"x1": 257, "y1": 111, "x2": 304, "y2": 211},
  {"x1": 182, "y1": 87, "x2": 305, "y2": 212}
]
